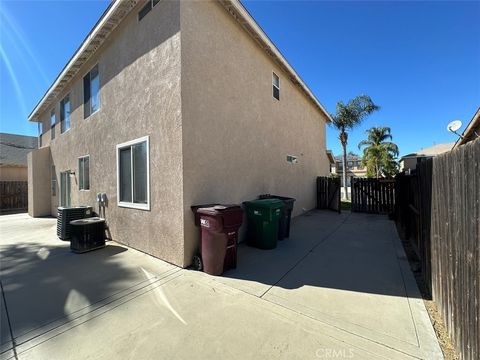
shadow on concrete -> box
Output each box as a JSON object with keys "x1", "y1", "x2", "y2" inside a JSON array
[
  {"x1": 220, "y1": 210, "x2": 420, "y2": 299},
  {"x1": 0, "y1": 243, "x2": 136, "y2": 350}
]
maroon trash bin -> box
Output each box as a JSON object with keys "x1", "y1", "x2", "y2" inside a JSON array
[{"x1": 196, "y1": 205, "x2": 243, "y2": 275}]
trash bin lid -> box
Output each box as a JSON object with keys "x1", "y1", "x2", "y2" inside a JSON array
[
  {"x1": 259, "y1": 194, "x2": 296, "y2": 202},
  {"x1": 243, "y1": 198, "x2": 284, "y2": 210},
  {"x1": 213, "y1": 204, "x2": 241, "y2": 211},
  {"x1": 191, "y1": 204, "x2": 219, "y2": 213},
  {"x1": 198, "y1": 204, "x2": 242, "y2": 216}
]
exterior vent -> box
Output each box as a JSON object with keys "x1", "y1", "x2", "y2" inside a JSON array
[
  {"x1": 70, "y1": 217, "x2": 106, "y2": 253},
  {"x1": 57, "y1": 206, "x2": 93, "y2": 240}
]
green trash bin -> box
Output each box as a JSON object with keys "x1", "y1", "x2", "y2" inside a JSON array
[{"x1": 243, "y1": 199, "x2": 284, "y2": 249}]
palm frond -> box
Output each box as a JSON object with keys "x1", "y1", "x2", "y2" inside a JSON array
[{"x1": 357, "y1": 126, "x2": 399, "y2": 177}]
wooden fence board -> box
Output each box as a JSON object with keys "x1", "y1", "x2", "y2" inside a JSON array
[
  {"x1": 0, "y1": 181, "x2": 28, "y2": 213},
  {"x1": 396, "y1": 139, "x2": 479, "y2": 360},
  {"x1": 317, "y1": 176, "x2": 341, "y2": 213},
  {"x1": 351, "y1": 178, "x2": 396, "y2": 214}
]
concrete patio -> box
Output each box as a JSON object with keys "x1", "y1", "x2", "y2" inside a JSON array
[{"x1": 0, "y1": 211, "x2": 442, "y2": 359}]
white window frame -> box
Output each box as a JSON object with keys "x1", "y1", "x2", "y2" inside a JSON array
[
  {"x1": 272, "y1": 72, "x2": 280, "y2": 100},
  {"x1": 116, "y1": 136, "x2": 150, "y2": 211},
  {"x1": 78, "y1": 155, "x2": 90, "y2": 191}
]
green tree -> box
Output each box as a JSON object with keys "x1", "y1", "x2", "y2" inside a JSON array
[
  {"x1": 330, "y1": 95, "x2": 379, "y2": 199},
  {"x1": 358, "y1": 126, "x2": 399, "y2": 178}
]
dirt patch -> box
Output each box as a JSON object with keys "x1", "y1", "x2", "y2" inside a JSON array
[{"x1": 399, "y1": 232, "x2": 458, "y2": 360}]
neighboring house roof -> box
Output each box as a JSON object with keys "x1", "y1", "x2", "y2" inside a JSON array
[
  {"x1": 28, "y1": 0, "x2": 332, "y2": 123},
  {"x1": 0, "y1": 133, "x2": 38, "y2": 167},
  {"x1": 400, "y1": 142, "x2": 454, "y2": 161},
  {"x1": 334, "y1": 154, "x2": 362, "y2": 162},
  {"x1": 453, "y1": 107, "x2": 480, "y2": 149}
]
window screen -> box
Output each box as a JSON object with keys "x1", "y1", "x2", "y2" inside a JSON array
[
  {"x1": 79, "y1": 156, "x2": 90, "y2": 190},
  {"x1": 60, "y1": 95, "x2": 70, "y2": 133},
  {"x1": 50, "y1": 110, "x2": 56, "y2": 140},
  {"x1": 272, "y1": 72, "x2": 280, "y2": 100},
  {"x1": 84, "y1": 64, "x2": 100, "y2": 118},
  {"x1": 138, "y1": 0, "x2": 160, "y2": 21},
  {"x1": 119, "y1": 148, "x2": 132, "y2": 203}
]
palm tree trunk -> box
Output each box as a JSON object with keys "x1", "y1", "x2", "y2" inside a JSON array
[{"x1": 342, "y1": 142, "x2": 348, "y2": 200}]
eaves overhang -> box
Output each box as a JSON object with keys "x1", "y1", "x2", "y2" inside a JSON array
[
  {"x1": 28, "y1": 0, "x2": 139, "y2": 122},
  {"x1": 29, "y1": 0, "x2": 333, "y2": 124},
  {"x1": 453, "y1": 107, "x2": 480, "y2": 149},
  {"x1": 219, "y1": 0, "x2": 333, "y2": 123}
]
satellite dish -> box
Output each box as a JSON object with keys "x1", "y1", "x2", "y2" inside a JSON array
[{"x1": 447, "y1": 120, "x2": 462, "y2": 133}]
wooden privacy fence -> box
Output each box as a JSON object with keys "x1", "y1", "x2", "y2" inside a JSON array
[
  {"x1": 0, "y1": 181, "x2": 28, "y2": 213},
  {"x1": 351, "y1": 178, "x2": 395, "y2": 214},
  {"x1": 316, "y1": 176, "x2": 340, "y2": 213},
  {"x1": 395, "y1": 139, "x2": 479, "y2": 360},
  {"x1": 395, "y1": 159, "x2": 434, "y2": 291}
]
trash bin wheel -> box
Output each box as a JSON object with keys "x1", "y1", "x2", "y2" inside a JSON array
[{"x1": 192, "y1": 255, "x2": 203, "y2": 271}]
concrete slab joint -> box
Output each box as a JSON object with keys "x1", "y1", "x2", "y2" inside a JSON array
[{"x1": 0, "y1": 212, "x2": 442, "y2": 359}]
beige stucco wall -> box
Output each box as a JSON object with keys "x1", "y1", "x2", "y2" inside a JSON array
[
  {"x1": 28, "y1": 147, "x2": 51, "y2": 217},
  {"x1": 30, "y1": 0, "x2": 330, "y2": 268},
  {"x1": 0, "y1": 166, "x2": 28, "y2": 181},
  {"x1": 32, "y1": 0, "x2": 185, "y2": 266},
  {"x1": 180, "y1": 1, "x2": 330, "y2": 265}
]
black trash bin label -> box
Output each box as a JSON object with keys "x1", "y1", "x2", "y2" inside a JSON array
[
  {"x1": 200, "y1": 218, "x2": 209, "y2": 228},
  {"x1": 254, "y1": 210, "x2": 261, "y2": 216}
]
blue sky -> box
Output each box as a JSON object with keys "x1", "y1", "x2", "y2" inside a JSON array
[{"x1": 1, "y1": 1, "x2": 479, "y2": 157}]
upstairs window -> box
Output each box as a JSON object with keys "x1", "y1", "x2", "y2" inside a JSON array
[
  {"x1": 83, "y1": 64, "x2": 100, "y2": 118},
  {"x1": 60, "y1": 95, "x2": 71, "y2": 133},
  {"x1": 117, "y1": 136, "x2": 150, "y2": 210},
  {"x1": 38, "y1": 123, "x2": 42, "y2": 147},
  {"x1": 50, "y1": 109, "x2": 56, "y2": 140},
  {"x1": 138, "y1": 0, "x2": 160, "y2": 21},
  {"x1": 78, "y1": 155, "x2": 90, "y2": 191},
  {"x1": 272, "y1": 72, "x2": 280, "y2": 100}
]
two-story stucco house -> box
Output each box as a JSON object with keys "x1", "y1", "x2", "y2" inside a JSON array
[{"x1": 28, "y1": 0, "x2": 332, "y2": 267}]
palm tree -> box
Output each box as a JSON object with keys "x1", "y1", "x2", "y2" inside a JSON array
[
  {"x1": 330, "y1": 95, "x2": 379, "y2": 199},
  {"x1": 358, "y1": 126, "x2": 399, "y2": 178}
]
